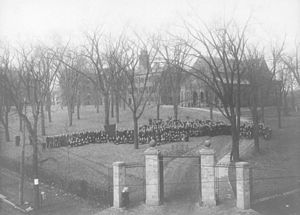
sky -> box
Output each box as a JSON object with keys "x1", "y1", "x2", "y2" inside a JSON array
[{"x1": 0, "y1": 0, "x2": 299, "y2": 49}]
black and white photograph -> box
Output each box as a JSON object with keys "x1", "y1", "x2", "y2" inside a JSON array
[{"x1": 0, "y1": 0, "x2": 299, "y2": 214}]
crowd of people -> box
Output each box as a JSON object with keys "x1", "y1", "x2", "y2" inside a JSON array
[
  {"x1": 43, "y1": 118, "x2": 272, "y2": 149},
  {"x1": 240, "y1": 122, "x2": 272, "y2": 140},
  {"x1": 45, "y1": 131, "x2": 108, "y2": 148}
]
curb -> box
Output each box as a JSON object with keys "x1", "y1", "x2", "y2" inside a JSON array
[{"x1": 0, "y1": 193, "x2": 27, "y2": 213}]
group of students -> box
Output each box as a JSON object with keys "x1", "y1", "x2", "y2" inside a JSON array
[
  {"x1": 45, "y1": 131, "x2": 108, "y2": 148},
  {"x1": 240, "y1": 122, "x2": 272, "y2": 140},
  {"x1": 113, "y1": 119, "x2": 231, "y2": 145},
  {"x1": 43, "y1": 118, "x2": 272, "y2": 149}
]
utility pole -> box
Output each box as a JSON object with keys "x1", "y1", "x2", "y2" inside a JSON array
[{"x1": 19, "y1": 99, "x2": 26, "y2": 205}]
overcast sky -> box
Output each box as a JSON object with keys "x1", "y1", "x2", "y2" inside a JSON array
[{"x1": 0, "y1": 0, "x2": 299, "y2": 49}]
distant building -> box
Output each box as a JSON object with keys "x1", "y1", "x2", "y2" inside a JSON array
[
  {"x1": 179, "y1": 57, "x2": 279, "y2": 108},
  {"x1": 132, "y1": 50, "x2": 164, "y2": 105}
]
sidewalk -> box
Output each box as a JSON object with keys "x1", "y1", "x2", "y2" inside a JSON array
[
  {"x1": 95, "y1": 201, "x2": 260, "y2": 215},
  {"x1": 0, "y1": 167, "x2": 100, "y2": 215}
]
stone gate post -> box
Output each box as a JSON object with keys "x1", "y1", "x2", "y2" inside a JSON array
[
  {"x1": 200, "y1": 148, "x2": 217, "y2": 206},
  {"x1": 144, "y1": 147, "x2": 162, "y2": 206},
  {"x1": 235, "y1": 162, "x2": 250, "y2": 210},
  {"x1": 113, "y1": 161, "x2": 126, "y2": 208}
]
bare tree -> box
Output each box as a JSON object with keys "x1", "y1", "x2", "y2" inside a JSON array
[
  {"x1": 112, "y1": 36, "x2": 159, "y2": 149},
  {"x1": 0, "y1": 46, "x2": 12, "y2": 141},
  {"x1": 82, "y1": 30, "x2": 113, "y2": 127},
  {"x1": 0, "y1": 88, "x2": 11, "y2": 142},
  {"x1": 279, "y1": 63, "x2": 295, "y2": 115},
  {"x1": 182, "y1": 22, "x2": 248, "y2": 161},
  {"x1": 153, "y1": 68, "x2": 166, "y2": 120},
  {"x1": 268, "y1": 43, "x2": 285, "y2": 128},
  {"x1": 244, "y1": 47, "x2": 269, "y2": 152},
  {"x1": 284, "y1": 43, "x2": 300, "y2": 86},
  {"x1": 283, "y1": 43, "x2": 299, "y2": 111},
  {"x1": 58, "y1": 50, "x2": 82, "y2": 126},
  {"x1": 158, "y1": 39, "x2": 192, "y2": 120},
  {"x1": 35, "y1": 45, "x2": 61, "y2": 135},
  {"x1": 104, "y1": 37, "x2": 127, "y2": 124},
  {"x1": 0, "y1": 44, "x2": 61, "y2": 209}
]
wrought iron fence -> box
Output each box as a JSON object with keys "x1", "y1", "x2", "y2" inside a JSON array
[
  {"x1": 0, "y1": 155, "x2": 114, "y2": 207},
  {"x1": 124, "y1": 162, "x2": 146, "y2": 206},
  {"x1": 250, "y1": 164, "x2": 300, "y2": 204},
  {"x1": 162, "y1": 155, "x2": 201, "y2": 203}
]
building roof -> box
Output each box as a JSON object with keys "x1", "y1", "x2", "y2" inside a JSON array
[{"x1": 189, "y1": 56, "x2": 272, "y2": 85}]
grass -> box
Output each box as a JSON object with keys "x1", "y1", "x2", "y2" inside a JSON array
[
  {"x1": 1, "y1": 104, "x2": 231, "y2": 187},
  {"x1": 241, "y1": 111, "x2": 300, "y2": 200},
  {"x1": 2, "y1": 103, "x2": 298, "y2": 212}
]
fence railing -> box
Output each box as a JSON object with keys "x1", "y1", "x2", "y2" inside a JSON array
[
  {"x1": 124, "y1": 162, "x2": 146, "y2": 205},
  {"x1": 0, "y1": 155, "x2": 113, "y2": 207}
]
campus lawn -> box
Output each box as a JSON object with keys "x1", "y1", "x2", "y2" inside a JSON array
[
  {"x1": 242, "y1": 111, "x2": 300, "y2": 201},
  {"x1": 1, "y1": 104, "x2": 231, "y2": 186}
]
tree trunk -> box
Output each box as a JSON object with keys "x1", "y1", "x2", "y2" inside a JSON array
[
  {"x1": 252, "y1": 107, "x2": 260, "y2": 153},
  {"x1": 156, "y1": 103, "x2": 160, "y2": 120},
  {"x1": 253, "y1": 113, "x2": 259, "y2": 153},
  {"x1": 111, "y1": 93, "x2": 114, "y2": 118},
  {"x1": 19, "y1": 103, "x2": 23, "y2": 131},
  {"x1": 41, "y1": 103, "x2": 46, "y2": 136},
  {"x1": 19, "y1": 120, "x2": 26, "y2": 205},
  {"x1": 68, "y1": 104, "x2": 73, "y2": 126},
  {"x1": 46, "y1": 93, "x2": 52, "y2": 122},
  {"x1": 261, "y1": 104, "x2": 265, "y2": 123},
  {"x1": 99, "y1": 96, "x2": 103, "y2": 105},
  {"x1": 115, "y1": 93, "x2": 119, "y2": 123},
  {"x1": 133, "y1": 114, "x2": 139, "y2": 149},
  {"x1": 47, "y1": 105, "x2": 52, "y2": 123},
  {"x1": 104, "y1": 94, "x2": 110, "y2": 126},
  {"x1": 236, "y1": 73, "x2": 241, "y2": 145},
  {"x1": 95, "y1": 95, "x2": 100, "y2": 113},
  {"x1": 260, "y1": 91, "x2": 266, "y2": 123},
  {"x1": 276, "y1": 89, "x2": 282, "y2": 128},
  {"x1": 230, "y1": 119, "x2": 240, "y2": 162},
  {"x1": 173, "y1": 87, "x2": 180, "y2": 120},
  {"x1": 209, "y1": 104, "x2": 213, "y2": 120},
  {"x1": 277, "y1": 105, "x2": 282, "y2": 128},
  {"x1": 19, "y1": 115, "x2": 23, "y2": 131},
  {"x1": 173, "y1": 104, "x2": 178, "y2": 120},
  {"x1": 123, "y1": 94, "x2": 126, "y2": 110},
  {"x1": 77, "y1": 98, "x2": 81, "y2": 120},
  {"x1": 283, "y1": 92, "x2": 289, "y2": 116},
  {"x1": 4, "y1": 123, "x2": 10, "y2": 142},
  {"x1": 252, "y1": 88, "x2": 260, "y2": 153},
  {"x1": 3, "y1": 108, "x2": 10, "y2": 141},
  {"x1": 96, "y1": 103, "x2": 100, "y2": 113}
]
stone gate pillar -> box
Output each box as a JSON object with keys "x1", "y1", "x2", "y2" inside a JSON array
[
  {"x1": 144, "y1": 147, "x2": 162, "y2": 206},
  {"x1": 235, "y1": 162, "x2": 250, "y2": 210},
  {"x1": 200, "y1": 148, "x2": 217, "y2": 206},
  {"x1": 113, "y1": 161, "x2": 126, "y2": 208}
]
